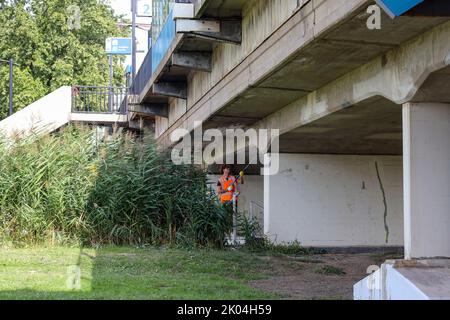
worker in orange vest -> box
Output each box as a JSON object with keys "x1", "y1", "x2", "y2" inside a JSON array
[{"x1": 216, "y1": 164, "x2": 244, "y2": 204}]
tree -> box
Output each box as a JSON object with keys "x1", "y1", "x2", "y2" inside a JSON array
[{"x1": 0, "y1": 0, "x2": 130, "y2": 119}]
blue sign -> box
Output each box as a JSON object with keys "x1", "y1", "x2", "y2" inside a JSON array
[
  {"x1": 105, "y1": 38, "x2": 132, "y2": 55},
  {"x1": 376, "y1": 0, "x2": 424, "y2": 18}
]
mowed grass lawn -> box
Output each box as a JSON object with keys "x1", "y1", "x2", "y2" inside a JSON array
[{"x1": 0, "y1": 246, "x2": 278, "y2": 300}]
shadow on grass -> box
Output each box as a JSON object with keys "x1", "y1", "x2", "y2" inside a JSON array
[{"x1": 0, "y1": 246, "x2": 278, "y2": 300}]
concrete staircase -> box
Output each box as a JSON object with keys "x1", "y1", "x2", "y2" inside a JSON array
[
  {"x1": 0, "y1": 86, "x2": 129, "y2": 140},
  {"x1": 0, "y1": 86, "x2": 72, "y2": 140}
]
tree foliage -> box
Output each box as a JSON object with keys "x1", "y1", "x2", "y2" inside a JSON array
[{"x1": 0, "y1": 0, "x2": 129, "y2": 119}]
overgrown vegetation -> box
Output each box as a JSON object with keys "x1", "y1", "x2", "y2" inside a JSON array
[
  {"x1": 238, "y1": 216, "x2": 322, "y2": 255},
  {"x1": 0, "y1": 126, "x2": 231, "y2": 247}
]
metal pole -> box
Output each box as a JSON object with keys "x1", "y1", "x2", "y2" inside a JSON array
[
  {"x1": 131, "y1": 0, "x2": 137, "y2": 80},
  {"x1": 109, "y1": 55, "x2": 113, "y2": 90},
  {"x1": 109, "y1": 54, "x2": 113, "y2": 112},
  {"x1": 9, "y1": 59, "x2": 13, "y2": 116},
  {"x1": 232, "y1": 194, "x2": 237, "y2": 244}
]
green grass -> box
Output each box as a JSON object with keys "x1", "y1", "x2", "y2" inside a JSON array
[{"x1": 0, "y1": 246, "x2": 278, "y2": 300}]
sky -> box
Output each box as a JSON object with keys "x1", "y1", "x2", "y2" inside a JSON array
[
  {"x1": 109, "y1": 0, "x2": 132, "y2": 19},
  {"x1": 107, "y1": 0, "x2": 152, "y2": 69}
]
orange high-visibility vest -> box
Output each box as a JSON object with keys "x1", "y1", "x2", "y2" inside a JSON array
[{"x1": 219, "y1": 176, "x2": 236, "y2": 203}]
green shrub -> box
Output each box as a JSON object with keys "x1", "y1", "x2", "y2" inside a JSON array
[
  {"x1": 237, "y1": 218, "x2": 313, "y2": 255},
  {"x1": 238, "y1": 215, "x2": 266, "y2": 249},
  {"x1": 0, "y1": 126, "x2": 231, "y2": 247}
]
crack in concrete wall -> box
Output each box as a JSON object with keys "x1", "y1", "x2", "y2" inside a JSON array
[{"x1": 375, "y1": 161, "x2": 389, "y2": 244}]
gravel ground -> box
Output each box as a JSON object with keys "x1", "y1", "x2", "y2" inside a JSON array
[{"x1": 249, "y1": 252, "x2": 402, "y2": 300}]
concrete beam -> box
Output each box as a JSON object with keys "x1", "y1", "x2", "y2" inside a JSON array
[
  {"x1": 128, "y1": 118, "x2": 144, "y2": 131},
  {"x1": 129, "y1": 103, "x2": 169, "y2": 118},
  {"x1": 177, "y1": 20, "x2": 242, "y2": 44},
  {"x1": 251, "y1": 20, "x2": 450, "y2": 135},
  {"x1": 158, "y1": 17, "x2": 450, "y2": 148},
  {"x1": 171, "y1": 51, "x2": 212, "y2": 72},
  {"x1": 153, "y1": 82, "x2": 187, "y2": 99},
  {"x1": 176, "y1": 19, "x2": 220, "y2": 33},
  {"x1": 193, "y1": 0, "x2": 245, "y2": 18},
  {"x1": 173, "y1": 3, "x2": 195, "y2": 19}
]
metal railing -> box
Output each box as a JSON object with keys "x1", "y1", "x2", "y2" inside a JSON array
[
  {"x1": 152, "y1": 9, "x2": 176, "y2": 75},
  {"x1": 71, "y1": 86, "x2": 128, "y2": 114},
  {"x1": 130, "y1": 48, "x2": 152, "y2": 96},
  {"x1": 0, "y1": 58, "x2": 16, "y2": 117}
]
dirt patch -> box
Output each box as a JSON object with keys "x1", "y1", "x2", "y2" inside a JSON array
[{"x1": 250, "y1": 252, "x2": 401, "y2": 300}]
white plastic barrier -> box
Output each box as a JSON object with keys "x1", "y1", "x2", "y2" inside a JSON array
[{"x1": 354, "y1": 261, "x2": 429, "y2": 300}]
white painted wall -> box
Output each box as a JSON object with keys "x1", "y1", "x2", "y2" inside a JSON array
[
  {"x1": 0, "y1": 86, "x2": 72, "y2": 139},
  {"x1": 403, "y1": 103, "x2": 450, "y2": 258},
  {"x1": 265, "y1": 154, "x2": 404, "y2": 246}
]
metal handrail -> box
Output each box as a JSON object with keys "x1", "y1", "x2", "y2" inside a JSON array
[
  {"x1": 130, "y1": 49, "x2": 152, "y2": 96},
  {"x1": 0, "y1": 58, "x2": 17, "y2": 117},
  {"x1": 71, "y1": 85, "x2": 128, "y2": 114}
]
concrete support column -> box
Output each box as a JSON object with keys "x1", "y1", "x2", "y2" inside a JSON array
[{"x1": 403, "y1": 103, "x2": 450, "y2": 259}]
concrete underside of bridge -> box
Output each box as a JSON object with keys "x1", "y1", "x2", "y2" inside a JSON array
[
  {"x1": 156, "y1": 0, "x2": 450, "y2": 143},
  {"x1": 146, "y1": 0, "x2": 450, "y2": 299}
]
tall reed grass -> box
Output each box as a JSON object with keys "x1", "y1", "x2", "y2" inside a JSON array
[{"x1": 0, "y1": 126, "x2": 230, "y2": 247}]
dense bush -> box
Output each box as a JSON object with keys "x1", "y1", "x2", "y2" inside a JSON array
[{"x1": 0, "y1": 126, "x2": 231, "y2": 247}]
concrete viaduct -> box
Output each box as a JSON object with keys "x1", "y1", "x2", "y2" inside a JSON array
[{"x1": 132, "y1": 0, "x2": 450, "y2": 299}]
